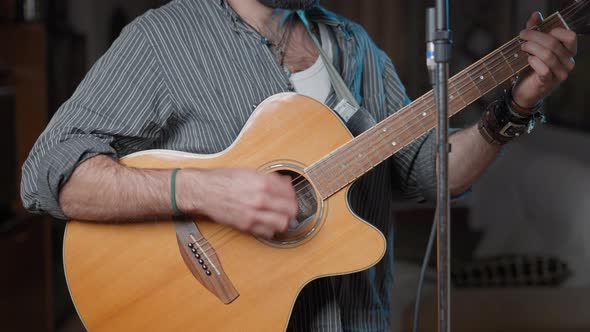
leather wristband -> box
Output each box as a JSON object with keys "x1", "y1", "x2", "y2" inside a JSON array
[
  {"x1": 477, "y1": 81, "x2": 548, "y2": 145},
  {"x1": 477, "y1": 98, "x2": 533, "y2": 145}
]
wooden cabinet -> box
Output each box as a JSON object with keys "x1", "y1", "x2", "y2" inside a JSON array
[
  {"x1": 0, "y1": 23, "x2": 48, "y2": 200},
  {"x1": 0, "y1": 23, "x2": 53, "y2": 332}
]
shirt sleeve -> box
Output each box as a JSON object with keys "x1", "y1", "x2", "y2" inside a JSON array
[
  {"x1": 20, "y1": 22, "x2": 176, "y2": 219},
  {"x1": 382, "y1": 57, "x2": 438, "y2": 203}
]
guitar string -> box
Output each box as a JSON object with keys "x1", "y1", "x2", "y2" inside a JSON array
[
  {"x1": 562, "y1": 0, "x2": 589, "y2": 19},
  {"x1": 561, "y1": 1, "x2": 590, "y2": 31},
  {"x1": 292, "y1": 36, "x2": 524, "y2": 196},
  {"x1": 317, "y1": 10, "x2": 583, "y2": 189},
  {"x1": 286, "y1": 13, "x2": 569, "y2": 200},
  {"x1": 204, "y1": 18, "x2": 565, "y2": 245},
  {"x1": 300, "y1": 31, "x2": 541, "y2": 194},
  {"x1": 558, "y1": 0, "x2": 587, "y2": 20},
  {"x1": 304, "y1": 14, "x2": 571, "y2": 190},
  {"x1": 312, "y1": 1, "x2": 586, "y2": 187},
  {"x1": 285, "y1": 2, "x2": 582, "y2": 197},
  {"x1": 290, "y1": 14, "x2": 565, "y2": 196},
  {"x1": 204, "y1": 17, "x2": 568, "y2": 245},
  {"x1": 569, "y1": 15, "x2": 590, "y2": 28}
]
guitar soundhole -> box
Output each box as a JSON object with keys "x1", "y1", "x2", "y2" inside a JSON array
[{"x1": 269, "y1": 169, "x2": 322, "y2": 244}]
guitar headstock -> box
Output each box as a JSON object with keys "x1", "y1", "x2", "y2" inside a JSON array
[{"x1": 561, "y1": 0, "x2": 590, "y2": 34}]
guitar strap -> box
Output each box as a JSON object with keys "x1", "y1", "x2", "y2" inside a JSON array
[{"x1": 296, "y1": 10, "x2": 377, "y2": 136}]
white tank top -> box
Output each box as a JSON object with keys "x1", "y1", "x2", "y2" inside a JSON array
[{"x1": 289, "y1": 24, "x2": 333, "y2": 104}]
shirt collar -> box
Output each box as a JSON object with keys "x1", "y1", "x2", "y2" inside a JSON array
[{"x1": 215, "y1": 0, "x2": 345, "y2": 27}]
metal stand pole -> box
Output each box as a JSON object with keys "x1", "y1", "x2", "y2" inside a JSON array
[{"x1": 428, "y1": 1, "x2": 453, "y2": 332}]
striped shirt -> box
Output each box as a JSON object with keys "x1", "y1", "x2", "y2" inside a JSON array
[{"x1": 21, "y1": 0, "x2": 437, "y2": 331}]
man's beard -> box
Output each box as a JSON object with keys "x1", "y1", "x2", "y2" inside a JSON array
[{"x1": 256, "y1": 0, "x2": 319, "y2": 10}]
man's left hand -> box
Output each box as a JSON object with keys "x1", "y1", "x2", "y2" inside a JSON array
[{"x1": 513, "y1": 11, "x2": 578, "y2": 108}]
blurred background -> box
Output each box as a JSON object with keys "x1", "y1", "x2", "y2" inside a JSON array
[{"x1": 1, "y1": 0, "x2": 588, "y2": 331}]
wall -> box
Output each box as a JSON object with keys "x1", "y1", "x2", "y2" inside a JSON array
[{"x1": 67, "y1": 0, "x2": 165, "y2": 67}]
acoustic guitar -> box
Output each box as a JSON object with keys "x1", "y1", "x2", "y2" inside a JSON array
[{"x1": 63, "y1": 2, "x2": 590, "y2": 331}]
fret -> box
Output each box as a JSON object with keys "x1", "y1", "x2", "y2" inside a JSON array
[
  {"x1": 512, "y1": 50, "x2": 529, "y2": 72},
  {"x1": 339, "y1": 150, "x2": 366, "y2": 183},
  {"x1": 499, "y1": 38, "x2": 522, "y2": 74},
  {"x1": 373, "y1": 144, "x2": 389, "y2": 168},
  {"x1": 353, "y1": 138, "x2": 374, "y2": 170},
  {"x1": 367, "y1": 136, "x2": 383, "y2": 167},
  {"x1": 417, "y1": 109, "x2": 431, "y2": 132},
  {"x1": 417, "y1": 95, "x2": 436, "y2": 131},
  {"x1": 449, "y1": 81, "x2": 467, "y2": 109},
  {"x1": 316, "y1": 166, "x2": 333, "y2": 198},
  {"x1": 538, "y1": 14, "x2": 566, "y2": 33},
  {"x1": 316, "y1": 163, "x2": 335, "y2": 195},
  {"x1": 409, "y1": 110, "x2": 428, "y2": 138},
  {"x1": 354, "y1": 146, "x2": 379, "y2": 171},
  {"x1": 418, "y1": 112, "x2": 436, "y2": 136},
  {"x1": 306, "y1": 168, "x2": 328, "y2": 199},
  {"x1": 488, "y1": 54, "x2": 511, "y2": 80},
  {"x1": 367, "y1": 141, "x2": 383, "y2": 167},
  {"x1": 338, "y1": 158, "x2": 356, "y2": 184},
  {"x1": 481, "y1": 59, "x2": 499, "y2": 84},
  {"x1": 337, "y1": 153, "x2": 364, "y2": 182},
  {"x1": 498, "y1": 42, "x2": 516, "y2": 75},
  {"x1": 330, "y1": 159, "x2": 351, "y2": 187},
  {"x1": 417, "y1": 96, "x2": 436, "y2": 120},
  {"x1": 464, "y1": 72, "x2": 481, "y2": 94},
  {"x1": 459, "y1": 72, "x2": 482, "y2": 103},
  {"x1": 394, "y1": 118, "x2": 413, "y2": 145},
  {"x1": 510, "y1": 38, "x2": 531, "y2": 71},
  {"x1": 467, "y1": 66, "x2": 496, "y2": 95},
  {"x1": 374, "y1": 125, "x2": 389, "y2": 166},
  {"x1": 448, "y1": 97, "x2": 462, "y2": 115},
  {"x1": 490, "y1": 54, "x2": 516, "y2": 81},
  {"x1": 354, "y1": 152, "x2": 372, "y2": 177}
]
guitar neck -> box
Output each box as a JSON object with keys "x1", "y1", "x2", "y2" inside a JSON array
[{"x1": 306, "y1": 12, "x2": 568, "y2": 199}]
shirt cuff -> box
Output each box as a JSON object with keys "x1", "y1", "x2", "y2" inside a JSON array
[
  {"x1": 31, "y1": 137, "x2": 117, "y2": 219},
  {"x1": 414, "y1": 129, "x2": 437, "y2": 202},
  {"x1": 413, "y1": 129, "x2": 473, "y2": 203}
]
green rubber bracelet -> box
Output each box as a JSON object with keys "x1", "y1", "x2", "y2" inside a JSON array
[{"x1": 171, "y1": 168, "x2": 183, "y2": 217}]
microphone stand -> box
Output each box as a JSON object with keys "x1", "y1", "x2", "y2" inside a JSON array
[{"x1": 427, "y1": 1, "x2": 453, "y2": 332}]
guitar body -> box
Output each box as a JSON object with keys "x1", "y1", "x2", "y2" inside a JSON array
[{"x1": 63, "y1": 93, "x2": 387, "y2": 331}]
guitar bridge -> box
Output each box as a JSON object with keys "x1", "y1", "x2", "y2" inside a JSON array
[{"x1": 175, "y1": 220, "x2": 239, "y2": 304}]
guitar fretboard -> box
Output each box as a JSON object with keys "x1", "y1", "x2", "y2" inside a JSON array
[{"x1": 306, "y1": 13, "x2": 568, "y2": 199}]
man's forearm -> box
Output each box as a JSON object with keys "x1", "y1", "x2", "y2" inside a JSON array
[
  {"x1": 448, "y1": 125, "x2": 502, "y2": 196},
  {"x1": 59, "y1": 155, "x2": 176, "y2": 222},
  {"x1": 58, "y1": 154, "x2": 298, "y2": 238}
]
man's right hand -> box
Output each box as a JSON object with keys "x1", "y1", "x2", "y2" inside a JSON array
[{"x1": 176, "y1": 168, "x2": 299, "y2": 240}]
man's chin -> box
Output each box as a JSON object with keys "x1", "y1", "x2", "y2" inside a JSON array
[{"x1": 256, "y1": 0, "x2": 319, "y2": 10}]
